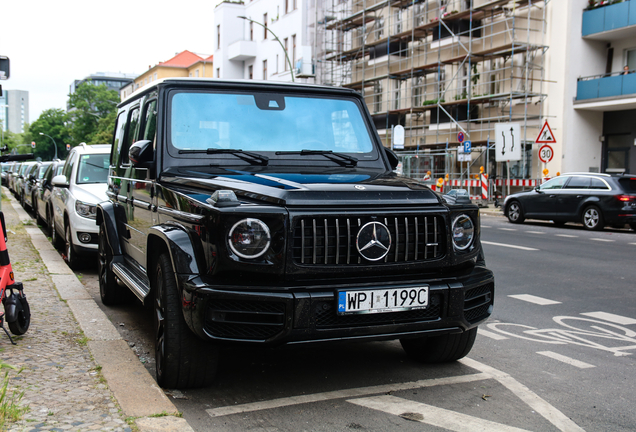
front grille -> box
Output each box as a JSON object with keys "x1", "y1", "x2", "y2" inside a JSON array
[
  {"x1": 292, "y1": 215, "x2": 446, "y2": 265},
  {"x1": 314, "y1": 294, "x2": 442, "y2": 329},
  {"x1": 204, "y1": 299, "x2": 286, "y2": 340},
  {"x1": 464, "y1": 283, "x2": 494, "y2": 323}
]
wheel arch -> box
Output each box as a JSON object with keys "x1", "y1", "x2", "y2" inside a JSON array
[
  {"x1": 96, "y1": 202, "x2": 123, "y2": 257},
  {"x1": 146, "y1": 224, "x2": 204, "y2": 277},
  {"x1": 578, "y1": 198, "x2": 602, "y2": 217}
]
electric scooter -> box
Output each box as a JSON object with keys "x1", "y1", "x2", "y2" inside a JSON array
[{"x1": 0, "y1": 149, "x2": 33, "y2": 344}]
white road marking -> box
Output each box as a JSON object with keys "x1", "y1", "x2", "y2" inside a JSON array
[
  {"x1": 478, "y1": 328, "x2": 509, "y2": 340},
  {"x1": 629, "y1": 242, "x2": 636, "y2": 246},
  {"x1": 499, "y1": 227, "x2": 517, "y2": 231},
  {"x1": 206, "y1": 373, "x2": 489, "y2": 418},
  {"x1": 508, "y1": 294, "x2": 561, "y2": 305},
  {"x1": 581, "y1": 311, "x2": 636, "y2": 325},
  {"x1": 481, "y1": 225, "x2": 492, "y2": 228},
  {"x1": 460, "y1": 358, "x2": 586, "y2": 432},
  {"x1": 556, "y1": 234, "x2": 578, "y2": 238},
  {"x1": 590, "y1": 238, "x2": 614, "y2": 242},
  {"x1": 348, "y1": 395, "x2": 531, "y2": 432},
  {"x1": 537, "y1": 351, "x2": 595, "y2": 369},
  {"x1": 526, "y1": 231, "x2": 546, "y2": 234},
  {"x1": 482, "y1": 241, "x2": 539, "y2": 251}
]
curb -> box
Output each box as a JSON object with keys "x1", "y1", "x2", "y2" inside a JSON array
[{"x1": 5, "y1": 191, "x2": 194, "y2": 432}]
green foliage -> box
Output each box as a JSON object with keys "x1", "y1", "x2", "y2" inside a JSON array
[
  {"x1": 0, "y1": 130, "x2": 29, "y2": 155},
  {"x1": 67, "y1": 81, "x2": 119, "y2": 145},
  {"x1": 29, "y1": 109, "x2": 71, "y2": 160},
  {"x1": 0, "y1": 361, "x2": 29, "y2": 429},
  {"x1": 422, "y1": 98, "x2": 445, "y2": 106}
]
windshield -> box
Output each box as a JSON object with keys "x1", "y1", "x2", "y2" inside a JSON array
[
  {"x1": 76, "y1": 154, "x2": 109, "y2": 184},
  {"x1": 169, "y1": 91, "x2": 375, "y2": 157}
]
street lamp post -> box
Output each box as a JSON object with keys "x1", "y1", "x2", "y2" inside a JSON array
[
  {"x1": 39, "y1": 132, "x2": 58, "y2": 160},
  {"x1": 238, "y1": 16, "x2": 295, "y2": 82}
]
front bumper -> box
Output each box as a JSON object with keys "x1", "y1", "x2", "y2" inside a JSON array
[{"x1": 183, "y1": 266, "x2": 494, "y2": 345}]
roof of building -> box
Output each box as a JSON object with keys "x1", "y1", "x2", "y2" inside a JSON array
[{"x1": 159, "y1": 50, "x2": 205, "y2": 68}]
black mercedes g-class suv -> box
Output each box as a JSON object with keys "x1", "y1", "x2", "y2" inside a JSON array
[{"x1": 97, "y1": 78, "x2": 494, "y2": 389}]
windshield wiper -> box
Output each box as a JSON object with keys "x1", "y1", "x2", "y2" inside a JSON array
[
  {"x1": 275, "y1": 150, "x2": 358, "y2": 167},
  {"x1": 178, "y1": 148, "x2": 269, "y2": 166}
]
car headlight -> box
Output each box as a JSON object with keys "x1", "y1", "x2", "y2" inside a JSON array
[
  {"x1": 452, "y1": 214, "x2": 474, "y2": 251},
  {"x1": 75, "y1": 200, "x2": 97, "y2": 219},
  {"x1": 228, "y1": 218, "x2": 271, "y2": 259}
]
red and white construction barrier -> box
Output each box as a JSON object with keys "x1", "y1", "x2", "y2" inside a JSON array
[
  {"x1": 481, "y1": 174, "x2": 488, "y2": 200},
  {"x1": 493, "y1": 179, "x2": 538, "y2": 187}
]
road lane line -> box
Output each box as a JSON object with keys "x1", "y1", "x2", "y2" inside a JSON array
[
  {"x1": 482, "y1": 241, "x2": 539, "y2": 251},
  {"x1": 556, "y1": 234, "x2": 578, "y2": 238},
  {"x1": 206, "y1": 373, "x2": 489, "y2": 418},
  {"x1": 580, "y1": 312, "x2": 636, "y2": 325},
  {"x1": 590, "y1": 238, "x2": 614, "y2": 242},
  {"x1": 481, "y1": 225, "x2": 492, "y2": 228},
  {"x1": 460, "y1": 358, "x2": 586, "y2": 432},
  {"x1": 508, "y1": 294, "x2": 561, "y2": 305},
  {"x1": 498, "y1": 228, "x2": 517, "y2": 231},
  {"x1": 478, "y1": 328, "x2": 508, "y2": 340},
  {"x1": 537, "y1": 351, "x2": 595, "y2": 369},
  {"x1": 629, "y1": 242, "x2": 636, "y2": 246},
  {"x1": 348, "y1": 395, "x2": 531, "y2": 432},
  {"x1": 526, "y1": 231, "x2": 546, "y2": 234}
]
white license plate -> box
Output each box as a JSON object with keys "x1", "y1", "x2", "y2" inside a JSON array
[{"x1": 337, "y1": 287, "x2": 429, "y2": 315}]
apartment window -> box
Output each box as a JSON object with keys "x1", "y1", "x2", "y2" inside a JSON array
[
  {"x1": 412, "y1": 76, "x2": 424, "y2": 107},
  {"x1": 216, "y1": 68, "x2": 220, "y2": 78},
  {"x1": 264, "y1": 14, "x2": 268, "y2": 39},
  {"x1": 285, "y1": 0, "x2": 289, "y2": 13},
  {"x1": 195, "y1": 70, "x2": 199, "y2": 77},
  {"x1": 373, "y1": 81, "x2": 383, "y2": 113},
  {"x1": 217, "y1": 25, "x2": 221, "y2": 49},
  {"x1": 394, "y1": 9, "x2": 403, "y2": 34},
  {"x1": 292, "y1": 34, "x2": 297, "y2": 67},
  {"x1": 626, "y1": 48, "x2": 636, "y2": 71},
  {"x1": 276, "y1": 54, "x2": 279, "y2": 74},
  {"x1": 250, "y1": 22, "x2": 253, "y2": 41},
  {"x1": 284, "y1": 38, "x2": 289, "y2": 70},
  {"x1": 293, "y1": 0, "x2": 297, "y2": 10},
  {"x1": 263, "y1": 60, "x2": 268, "y2": 80},
  {"x1": 248, "y1": 65, "x2": 253, "y2": 79},
  {"x1": 154, "y1": 73, "x2": 157, "y2": 80},
  {"x1": 376, "y1": 17, "x2": 384, "y2": 40},
  {"x1": 393, "y1": 79, "x2": 402, "y2": 110}
]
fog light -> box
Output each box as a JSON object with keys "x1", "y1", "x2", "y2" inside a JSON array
[{"x1": 78, "y1": 232, "x2": 92, "y2": 243}]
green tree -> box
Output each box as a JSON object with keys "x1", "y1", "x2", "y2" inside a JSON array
[
  {"x1": 29, "y1": 108, "x2": 71, "y2": 160},
  {"x1": 67, "y1": 81, "x2": 119, "y2": 145}
]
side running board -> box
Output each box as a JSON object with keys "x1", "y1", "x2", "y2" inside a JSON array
[{"x1": 112, "y1": 262, "x2": 150, "y2": 303}]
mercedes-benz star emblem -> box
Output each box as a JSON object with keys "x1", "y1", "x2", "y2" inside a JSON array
[{"x1": 356, "y1": 222, "x2": 392, "y2": 261}]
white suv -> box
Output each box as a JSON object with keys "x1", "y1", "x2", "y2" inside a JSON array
[{"x1": 51, "y1": 143, "x2": 111, "y2": 269}]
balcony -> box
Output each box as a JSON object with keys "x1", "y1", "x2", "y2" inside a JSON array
[
  {"x1": 577, "y1": 71, "x2": 636, "y2": 100},
  {"x1": 582, "y1": 0, "x2": 636, "y2": 38},
  {"x1": 228, "y1": 40, "x2": 257, "y2": 61}
]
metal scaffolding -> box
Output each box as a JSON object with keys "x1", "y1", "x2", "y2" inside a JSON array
[{"x1": 313, "y1": 0, "x2": 549, "y2": 185}]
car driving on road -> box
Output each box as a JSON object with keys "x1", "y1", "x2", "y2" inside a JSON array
[{"x1": 504, "y1": 173, "x2": 636, "y2": 230}]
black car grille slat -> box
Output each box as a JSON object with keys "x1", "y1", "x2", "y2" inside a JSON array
[
  {"x1": 204, "y1": 300, "x2": 286, "y2": 340},
  {"x1": 463, "y1": 283, "x2": 494, "y2": 323},
  {"x1": 314, "y1": 294, "x2": 442, "y2": 329},
  {"x1": 292, "y1": 215, "x2": 445, "y2": 266}
]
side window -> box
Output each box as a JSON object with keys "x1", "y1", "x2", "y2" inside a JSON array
[
  {"x1": 590, "y1": 178, "x2": 610, "y2": 190},
  {"x1": 540, "y1": 176, "x2": 568, "y2": 190},
  {"x1": 141, "y1": 100, "x2": 158, "y2": 143},
  {"x1": 44, "y1": 165, "x2": 53, "y2": 182},
  {"x1": 564, "y1": 176, "x2": 590, "y2": 189},
  {"x1": 121, "y1": 107, "x2": 141, "y2": 166},
  {"x1": 62, "y1": 152, "x2": 76, "y2": 181},
  {"x1": 111, "y1": 111, "x2": 127, "y2": 167}
]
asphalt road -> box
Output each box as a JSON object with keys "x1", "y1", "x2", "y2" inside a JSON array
[{"x1": 61, "y1": 214, "x2": 636, "y2": 431}]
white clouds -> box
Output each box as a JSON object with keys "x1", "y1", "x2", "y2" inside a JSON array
[{"x1": 2, "y1": 0, "x2": 215, "y2": 121}]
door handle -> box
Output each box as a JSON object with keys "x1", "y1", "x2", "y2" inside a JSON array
[
  {"x1": 549, "y1": 194, "x2": 556, "y2": 198},
  {"x1": 576, "y1": 195, "x2": 583, "y2": 198}
]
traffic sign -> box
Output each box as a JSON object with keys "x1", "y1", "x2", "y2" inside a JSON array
[
  {"x1": 539, "y1": 144, "x2": 554, "y2": 163},
  {"x1": 495, "y1": 123, "x2": 521, "y2": 162},
  {"x1": 536, "y1": 121, "x2": 556, "y2": 144},
  {"x1": 463, "y1": 140, "x2": 471, "y2": 153},
  {"x1": 457, "y1": 131, "x2": 464, "y2": 143}
]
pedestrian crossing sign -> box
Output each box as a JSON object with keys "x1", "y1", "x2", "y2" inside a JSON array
[{"x1": 535, "y1": 121, "x2": 556, "y2": 144}]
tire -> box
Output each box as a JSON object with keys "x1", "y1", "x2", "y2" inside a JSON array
[
  {"x1": 20, "y1": 192, "x2": 25, "y2": 208},
  {"x1": 50, "y1": 210, "x2": 63, "y2": 249},
  {"x1": 582, "y1": 205, "x2": 604, "y2": 231},
  {"x1": 400, "y1": 328, "x2": 477, "y2": 363},
  {"x1": 154, "y1": 252, "x2": 218, "y2": 389},
  {"x1": 98, "y1": 225, "x2": 127, "y2": 305},
  {"x1": 505, "y1": 201, "x2": 525, "y2": 224},
  {"x1": 65, "y1": 223, "x2": 82, "y2": 270},
  {"x1": 8, "y1": 295, "x2": 31, "y2": 336}
]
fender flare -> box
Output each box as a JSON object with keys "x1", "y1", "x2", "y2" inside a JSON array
[
  {"x1": 147, "y1": 224, "x2": 204, "y2": 276},
  {"x1": 96, "y1": 201, "x2": 123, "y2": 257}
]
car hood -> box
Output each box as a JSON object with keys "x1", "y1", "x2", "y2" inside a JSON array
[
  {"x1": 72, "y1": 183, "x2": 108, "y2": 205},
  {"x1": 160, "y1": 166, "x2": 442, "y2": 207}
]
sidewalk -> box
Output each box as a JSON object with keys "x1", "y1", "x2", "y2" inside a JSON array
[{"x1": 0, "y1": 189, "x2": 192, "y2": 432}]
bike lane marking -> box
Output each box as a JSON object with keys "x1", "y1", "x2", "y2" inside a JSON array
[
  {"x1": 537, "y1": 351, "x2": 595, "y2": 369},
  {"x1": 509, "y1": 294, "x2": 561, "y2": 305},
  {"x1": 482, "y1": 241, "x2": 539, "y2": 251},
  {"x1": 478, "y1": 328, "x2": 509, "y2": 340},
  {"x1": 580, "y1": 312, "x2": 636, "y2": 325},
  {"x1": 348, "y1": 395, "x2": 532, "y2": 432}
]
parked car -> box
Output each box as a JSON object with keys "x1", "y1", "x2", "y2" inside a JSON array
[
  {"x1": 15, "y1": 161, "x2": 38, "y2": 206},
  {"x1": 1, "y1": 162, "x2": 14, "y2": 185},
  {"x1": 24, "y1": 161, "x2": 52, "y2": 212},
  {"x1": 51, "y1": 144, "x2": 111, "y2": 268},
  {"x1": 97, "y1": 78, "x2": 494, "y2": 389},
  {"x1": 504, "y1": 173, "x2": 636, "y2": 230},
  {"x1": 35, "y1": 160, "x2": 65, "y2": 231},
  {"x1": 7, "y1": 162, "x2": 22, "y2": 194}
]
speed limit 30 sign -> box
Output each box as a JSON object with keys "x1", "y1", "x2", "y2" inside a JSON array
[{"x1": 539, "y1": 144, "x2": 553, "y2": 163}]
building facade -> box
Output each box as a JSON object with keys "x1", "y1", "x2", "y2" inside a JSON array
[
  {"x1": 1, "y1": 89, "x2": 29, "y2": 134},
  {"x1": 70, "y1": 72, "x2": 137, "y2": 96}
]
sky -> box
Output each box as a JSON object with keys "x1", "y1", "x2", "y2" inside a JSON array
[{"x1": 2, "y1": 0, "x2": 216, "y2": 123}]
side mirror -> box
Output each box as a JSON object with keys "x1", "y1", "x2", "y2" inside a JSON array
[
  {"x1": 535, "y1": 187, "x2": 543, "y2": 194},
  {"x1": 129, "y1": 140, "x2": 154, "y2": 168},
  {"x1": 384, "y1": 147, "x2": 399, "y2": 170},
  {"x1": 51, "y1": 174, "x2": 69, "y2": 188}
]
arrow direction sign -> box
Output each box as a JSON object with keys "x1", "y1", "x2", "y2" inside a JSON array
[{"x1": 495, "y1": 123, "x2": 521, "y2": 162}]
